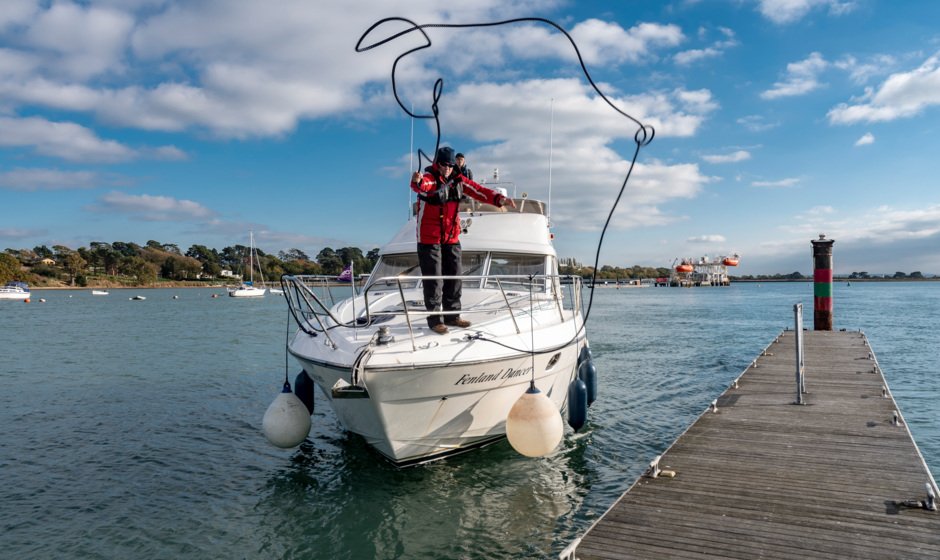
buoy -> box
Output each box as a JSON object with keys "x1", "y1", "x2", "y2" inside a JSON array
[
  {"x1": 294, "y1": 370, "x2": 315, "y2": 414},
  {"x1": 172, "y1": 295, "x2": 179, "y2": 299},
  {"x1": 39, "y1": 298, "x2": 46, "y2": 303},
  {"x1": 24, "y1": 298, "x2": 30, "y2": 303},
  {"x1": 506, "y1": 383, "x2": 563, "y2": 457},
  {"x1": 262, "y1": 381, "x2": 311, "y2": 448},
  {"x1": 578, "y1": 359, "x2": 597, "y2": 406},
  {"x1": 567, "y1": 377, "x2": 588, "y2": 431}
]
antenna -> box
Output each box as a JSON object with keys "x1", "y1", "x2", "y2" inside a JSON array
[{"x1": 548, "y1": 98, "x2": 554, "y2": 224}]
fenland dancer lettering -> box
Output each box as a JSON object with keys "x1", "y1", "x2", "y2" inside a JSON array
[{"x1": 454, "y1": 366, "x2": 533, "y2": 386}]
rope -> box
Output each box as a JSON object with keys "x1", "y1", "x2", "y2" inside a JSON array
[{"x1": 355, "y1": 16, "x2": 654, "y2": 355}]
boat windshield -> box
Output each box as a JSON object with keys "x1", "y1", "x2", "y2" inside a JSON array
[
  {"x1": 485, "y1": 253, "x2": 547, "y2": 291},
  {"x1": 367, "y1": 251, "x2": 488, "y2": 290},
  {"x1": 367, "y1": 254, "x2": 422, "y2": 289}
]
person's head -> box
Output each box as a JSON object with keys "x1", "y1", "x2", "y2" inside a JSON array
[
  {"x1": 455, "y1": 153, "x2": 466, "y2": 168},
  {"x1": 436, "y1": 147, "x2": 456, "y2": 177}
]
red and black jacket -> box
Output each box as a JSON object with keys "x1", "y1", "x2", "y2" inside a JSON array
[{"x1": 411, "y1": 164, "x2": 507, "y2": 244}]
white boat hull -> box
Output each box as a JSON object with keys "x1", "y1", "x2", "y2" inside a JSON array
[
  {"x1": 0, "y1": 289, "x2": 29, "y2": 300},
  {"x1": 293, "y1": 342, "x2": 581, "y2": 464},
  {"x1": 228, "y1": 286, "x2": 266, "y2": 297}
]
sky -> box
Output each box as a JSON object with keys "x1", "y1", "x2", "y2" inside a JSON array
[{"x1": 2, "y1": 0, "x2": 940, "y2": 276}]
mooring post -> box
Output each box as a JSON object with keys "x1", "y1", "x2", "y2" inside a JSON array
[
  {"x1": 811, "y1": 234, "x2": 835, "y2": 331},
  {"x1": 794, "y1": 303, "x2": 805, "y2": 404}
]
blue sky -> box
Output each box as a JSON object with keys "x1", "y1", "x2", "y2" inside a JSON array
[{"x1": 2, "y1": 0, "x2": 940, "y2": 275}]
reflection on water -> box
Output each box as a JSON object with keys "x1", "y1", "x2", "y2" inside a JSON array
[{"x1": 1, "y1": 283, "x2": 938, "y2": 559}]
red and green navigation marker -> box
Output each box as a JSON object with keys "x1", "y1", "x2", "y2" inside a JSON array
[{"x1": 811, "y1": 234, "x2": 835, "y2": 330}]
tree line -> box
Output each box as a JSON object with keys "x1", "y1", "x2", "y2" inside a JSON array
[{"x1": 1, "y1": 241, "x2": 379, "y2": 287}]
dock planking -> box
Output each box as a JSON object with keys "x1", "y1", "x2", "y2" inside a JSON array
[{"x1": 569, "y1": 330, "x2": 940, "y2": 560}]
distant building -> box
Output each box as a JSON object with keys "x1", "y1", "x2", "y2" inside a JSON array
[
  {"x1": 220, "y1": 269, "x2": 239, "y2": 278},
  {"x1": 40, "y1": 258, "x2": 56, "y2": 266}
]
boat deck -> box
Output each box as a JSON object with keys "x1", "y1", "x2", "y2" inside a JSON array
[{"x1": 570, "y1": 329, "x2": 940, "y2": 559}]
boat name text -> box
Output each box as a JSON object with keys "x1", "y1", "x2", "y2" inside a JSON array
[{"x1": 455, "y1": 366, "x2": 533, "y2": 386}]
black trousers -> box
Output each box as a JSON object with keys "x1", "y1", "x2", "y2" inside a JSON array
[{"x1": 418, "y1": 243, "x2": 462, "y2": 327}]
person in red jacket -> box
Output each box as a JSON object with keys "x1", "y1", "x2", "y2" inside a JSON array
[{"x1": 410, "y1": 146, "x2": 516, "y2": 334}]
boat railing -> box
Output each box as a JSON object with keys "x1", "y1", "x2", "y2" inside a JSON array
[
  {"x1": 281, "y1": 273, "x2": 584, "y2": 351},
  {"x1": 411, "y1": 197, "x2": 546, "y2": 216}
]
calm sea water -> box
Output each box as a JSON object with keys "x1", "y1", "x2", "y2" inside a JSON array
[{"x1": 2, "y1": 282, "x2": 938, "y2": 559}]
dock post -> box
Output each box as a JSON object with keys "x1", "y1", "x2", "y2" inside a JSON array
[
  {"x1": 811, "y1": 234, "x2": 835, "y2": 330},
  {"x1": 794, "y1": 303, "x2": 805, "y2": 404}
]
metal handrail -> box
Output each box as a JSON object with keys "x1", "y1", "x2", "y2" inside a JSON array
[{"x1": 280, "y1": 273, "x2": 583, "y2": 350}]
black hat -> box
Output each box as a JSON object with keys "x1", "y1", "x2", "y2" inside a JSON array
[
  {"x1": 436, "y1": 146, "x2": 456, "y2": 166},
  {"x1": 455, "y1": 152, "x2": 465, "y2": 159}
]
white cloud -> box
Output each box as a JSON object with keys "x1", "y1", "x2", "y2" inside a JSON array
[
  {"x1": 0, "y1": 0, "x2": 38, "y2": 31},
  {"x1": 828, "y1": 52, "x2": 940, "y2": 124},
  {"x1": 0, "y1": 226, "x2": 47, "y2": 241},
  {"x1": 0, "y1": 168, "x2": 101, "y2": 191},
  {"x1": 674, "y1": 47, "x2": 720, "y2": 66},
  {"x1": 437, "y1": 78, "x2": 714, "y2": 230},
  {"x1": 761, "y1": 52, "x2": 828, "y2": 99},
  {"x1": 0, "y1": 2, "x2": 688, "y2": 139},
  {"x1": 787, "y1": 204, "x2": 940, "y2": 246},
  {"x1": 0, "y1": 116, "x2": 186, "y2": 162},
  {"x1": 24, "y1": 2, "x2": 134, "y2": 80},
  {"x1": 702, "y1": 150, "x2": 751, "y2": 163},
  {"x1": 854, "y1": 132, "x2": 874, "y2": 146},
  {"x1": 565, "y1": 20, "x2": 684, "y2": 65},
  {"x1": 0, "y1": 116, "x2": 135, "y2": 162},
  {"x1": 752, "y1": 177, "x2": 801, "y2": 188},
  {"x1": 688, "y1": 234, "x2": 726, "y2": 243},
  {"x1": 89, "y1": 191, "x2": 216, "y2": 222},
  {"x1": 673, "y1": 26, "x2": 737, "y2": 66},
  {"x1": 834, "y1": 54, "x2": 897, "y2": 85},
  {"x1": 757, "y1": 0, "x2": 858, "y2": 25},
  {"x1": 805, "y1": 205, "x2": 835, "y2": 215},
  {"x1": 737, "y1": 115, "x2": 779, "y2": 132}
]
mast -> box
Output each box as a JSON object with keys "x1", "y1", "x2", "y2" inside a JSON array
[
  {"x1": 249, "y1": 230, "x2": 254, "y2": 284},
  {"x1": 409, "y1": 102, "x2": 415, "y2": 220},
  {"x1": 548, "y1": 98, "x2": 554, "y2": 224}
]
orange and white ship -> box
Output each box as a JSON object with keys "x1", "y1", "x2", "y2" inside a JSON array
[{"x1": 668, "y1": 254, "x2": 741, "y2": 287}]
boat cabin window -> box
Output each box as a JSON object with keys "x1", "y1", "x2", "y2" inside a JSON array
[
  {"x1": 367, "y1": 254, "x2": 421, "y2": 289},
  {"x1": 461, "y1": 252, "x2": 486, "y2": 286},
  {"x1": 485, "y1": 253, "x2": 547, "y2": 290},
  {"x1": 366, "y1": 252, "x2": 487, "y2": 290}
]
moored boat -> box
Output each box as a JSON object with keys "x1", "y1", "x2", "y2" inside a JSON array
[
  {"x1": 228, "y1": 231, "x2": 267, "y2": 298},
  {"x1": 281, "y1": 196, "x2": 591, "y2": 465},
  {"x1": 0, "y1": 281, "x2": 30, "y2": 301}
]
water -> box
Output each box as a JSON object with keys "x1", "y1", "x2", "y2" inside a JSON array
[{"x1": 2, "y1": 282, "x2": 938, "y2": 559}]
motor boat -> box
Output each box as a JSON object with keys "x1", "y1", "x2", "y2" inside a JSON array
[
  {"x1": 0, "y1": 281, "x2": 30, "y2": 301},
  {"x1": 91, "y1": 289, "x2": 109, "y2": 296},
  {"x1": 281, "y1": 196, "x2": 590, "y2": 465}
]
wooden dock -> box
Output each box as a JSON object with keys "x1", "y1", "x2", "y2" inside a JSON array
[{"x1": 567, "y1": 329, "x2": 940, "y2": 559}]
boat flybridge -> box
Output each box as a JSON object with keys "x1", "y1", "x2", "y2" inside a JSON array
[{"x1": 280, "y1": 195, "x2": 592, "y2": 465}]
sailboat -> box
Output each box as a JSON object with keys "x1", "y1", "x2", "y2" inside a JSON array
[{"x1": 228, "y1": 231, "x2": 267, "y2": 298}]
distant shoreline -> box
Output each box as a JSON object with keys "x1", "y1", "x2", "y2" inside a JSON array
[
  {"x1": 732, "y1": 277, "x2": 940, "y2": 283},
  {"x1": 21, "y1": 277, "x2": 940, "y2": 290}
]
